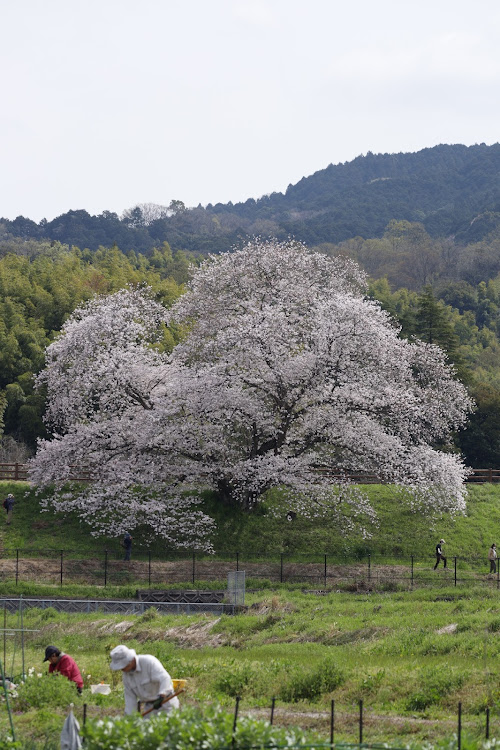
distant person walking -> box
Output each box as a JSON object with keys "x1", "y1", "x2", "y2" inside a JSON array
[
  {"x1": 434, "y1": 539, "x2": 447, "y2": 570},
  {"x1": 3, "y1": 493, "x2": 14, "y2": 525},
  {"x1": 488, "y1": 544, "x2": 497, "y2": 574},
  {"x1": 123, "y1": 532, "x2": 132, "y2": 561}
]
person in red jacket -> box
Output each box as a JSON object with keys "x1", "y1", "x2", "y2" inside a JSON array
[{"x1": 44, "y1": 646, "x2": 84, "y2": 693}]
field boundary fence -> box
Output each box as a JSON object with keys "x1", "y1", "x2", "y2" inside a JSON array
[
  {"x1": 2, "y1": 463, "x2": 500, "y2": 483},
  {"x1": 71, "y1": 695, "x2": 500, "y2": 750},
  {"x1": 219, "y1": 697, "x2": 489, "y2": 750},
  {"x1": 0, "y1": 547, "x2": 499, "y2": 590}
]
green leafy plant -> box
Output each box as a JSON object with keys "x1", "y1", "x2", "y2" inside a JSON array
[
  {"x1": 0, "y1": 737, "x2": 22, "y2": 750},
  {"x1": 278, "y1": 659, "x2": 346, "y2": 702},
  {"x1": 405, "y1": 666, "x2": 465, "y2": 711},
  {"x1": 13, "y1": 673, "x2": 79, "y2": 711},
  {"x1": 211, "y1": 659, "x2": 268, "y2": 698},
  {"x1": 81, "y1": 704, "x2": 312, "y2": 749}
]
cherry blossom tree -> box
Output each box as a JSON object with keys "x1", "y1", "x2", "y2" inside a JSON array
[
  {"x1": 29, "y1": 240, "x2": 473, "y2": 546},
  {"x1": 29, "y1": 287, "x2": 215, "y2": 548}
]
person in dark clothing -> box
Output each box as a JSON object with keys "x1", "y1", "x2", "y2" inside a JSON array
[
  {"x1": 123, "y1": 532, "x2": 132, "y2": 561},
  {"x1": 3, "y1": 494, "x2": 14, "y2": 525},
  {"x1": 434, "y1": 539, "x2": 447, "y2": 569}
]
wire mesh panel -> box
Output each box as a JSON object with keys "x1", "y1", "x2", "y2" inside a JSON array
[
  {"x1": 227, "y1": 571, "x2": 245, "y2": 605},
  {"x1": 0, "y1": 598, "x2": 236, "y2": 615}
]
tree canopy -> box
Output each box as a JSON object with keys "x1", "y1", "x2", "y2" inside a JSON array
[
  {"x1": 0, "y1": 242, "x2": 188, "y2": 449},
  {"x1": 29, "y1": 240, "x2": 473, "y2": 547}
]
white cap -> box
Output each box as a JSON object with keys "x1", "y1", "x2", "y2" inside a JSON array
[
  {"x1": 440, "y1": 539, "x2": 445, "y2": 544},
  {"x1": 109, "y1": 645, "x2": 136, "y2": 670}
]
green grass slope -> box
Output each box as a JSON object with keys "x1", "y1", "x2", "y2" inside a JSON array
[{"x1": 1, "y1": 481, "x2": 500, "y2": 561}]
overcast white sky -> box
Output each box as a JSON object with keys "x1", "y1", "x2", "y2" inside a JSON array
[{"x1": 1, "y1": 0, "x2": 499, "y2": 222}]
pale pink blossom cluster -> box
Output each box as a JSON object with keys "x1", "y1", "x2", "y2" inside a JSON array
[{"x1": 29, "y1": 240, "x2": 473, "y2": 547}]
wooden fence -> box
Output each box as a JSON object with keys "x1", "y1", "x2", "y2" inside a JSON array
[
  {"x1": 2, "y1": 463, "x2": 500, "y2": 483},
  {"x1": 0, "y1": 463, "x2": 91, "y2": 482}
]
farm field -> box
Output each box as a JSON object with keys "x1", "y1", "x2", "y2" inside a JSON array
[
  {"x1": 2, "y1": 482, "x2": 500, "y2": 746},
  {"x1": 2, "y1": 585, "x2": 500, "y2": 747}
]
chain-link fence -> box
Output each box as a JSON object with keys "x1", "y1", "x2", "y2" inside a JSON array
[{"x1": 0, "y1": 548, "x2": 498, "y2": 590}]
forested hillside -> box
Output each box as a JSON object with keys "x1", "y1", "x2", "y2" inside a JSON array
[
  {"x1": 0, "y1": 243, "x2": 190, "y2": 453},
  {"x1": 1, "y1": 235, "x2": 500, "y2": 470},
  {"x1": 2, "y1": 143, "x2": 500, "y2": 469},
  {"x1": 2, "y1": 143, "x2": 500, "y2": 254}
]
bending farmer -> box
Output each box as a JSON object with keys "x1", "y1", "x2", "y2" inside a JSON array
[
  {"x1": 44, "y1": 646, "x2": 84, "y2": 693},
  {"x1": 110, "y1": 644, "x2": 180, "y2": 716}
]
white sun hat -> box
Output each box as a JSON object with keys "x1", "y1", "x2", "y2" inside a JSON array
[{"x1": 110, "y1": 645, "x2": 137, "y2": 670}]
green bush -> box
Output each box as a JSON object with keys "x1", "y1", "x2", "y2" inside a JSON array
[
  {"x1": 13, "y1": 673, "x2": 79, "y2": 711},
  {"x1": 355, "y1": 669, "x2": 386, "y2": 696},
  {"x1": 212, "y1": 662, "x2": 257, "y2": 697},
  {"x1": 405, "y1": 667, "x2": 465, "y2": 711},
  {"x1": 82, "y1": 704, "x2": 312, "y2": 749},
  {"x1": 211, "y1": 659, "x2": 277, "y2": 698},
  {"x1": 0, "y1": 737, "x2": 21, "y2": 750},
  {"x1": 278, "y1": 659, "x2": 345, "y2": 702},
  {"x1": 37, "y1": 608, "x2": 59, "y2": 621}
]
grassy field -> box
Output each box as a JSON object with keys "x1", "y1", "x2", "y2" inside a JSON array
[
  {"x1": 2, "y1": 480, "x2": 500, "y2": 560},
  {"x1": 2, "y1": 481, "x2": 500, "y2": 747},
  {"x1": 2, "y1": 585, "x2": 500, "y2": 747}
]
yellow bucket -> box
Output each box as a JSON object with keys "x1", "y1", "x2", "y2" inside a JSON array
[{"x1": 172, "y1": 679, "x2": 187, "y2": 691}]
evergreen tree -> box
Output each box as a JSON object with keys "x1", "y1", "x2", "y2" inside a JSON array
[{"x1": 415, "y1": 286, "x2": 459, "y2": 356}]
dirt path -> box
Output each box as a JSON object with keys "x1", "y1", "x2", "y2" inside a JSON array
[{"x1": 246, "y1": 705, "x2": 479, "y2": 742}]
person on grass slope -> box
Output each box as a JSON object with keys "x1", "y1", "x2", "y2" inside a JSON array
[{"x1": 434, "y1": 539, "x2": 447, "y2": 570}]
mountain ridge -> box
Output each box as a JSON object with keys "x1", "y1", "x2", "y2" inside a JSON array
[{"x1": 2, "y1": 142, "x2": 500, "y2": 254}]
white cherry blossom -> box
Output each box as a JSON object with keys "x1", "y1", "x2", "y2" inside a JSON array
[{"x1": 29, "y1": 240, "x2": 473, "y2": 546}]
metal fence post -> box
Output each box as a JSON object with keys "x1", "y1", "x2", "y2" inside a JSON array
[
  {"x1": 3, "y1": 603, "x2": 6, "y2": 670},
  {"x1": 368, "y1": 554, "x2": 371, "y2": 582},
  {"x1": 359, "y1": 699, "x2": 363, "y2": 744},
  {"x1": 104, "y1": 550, "x2": 108, "y2": 588},
  {"x1": 20, "y1": 596, "x2": 25, "y2": 678},
  {"x1": 60, "y1": 550, "x2": 63, "y2": 587},
  {"x1": 458, "y1": 702, "x2": 462, "y2": 750},
  {"x1": 324, "y1": 554, "x2": 327, "y2": 587},
  {"x1": 280, "y1": 553, "x2": 283, "y2": 583},
  {"x1": 148, "y1": 550, "x2": 151, "y2": 588},
  {"x1": 330, "y1": 699, "x2": 334, "y2": 747},
  {"x1": 486, "y1": 707, "x2": 490, "y2": 739},
  {"x1": 411, "y1": 555, "x2": 414, "y2": 587},
  {"x1": 270, "y1": 697, "x2": 275, "y2": 725},
  {"x1": 236, "y1": 551, "x2": 239, "y2": 572},
  {"x1": 454, "y1": 556, "x2": 457, "y2": 587},
  {"x1": 192, "y1": 551, "x2": 196, "y2": 584},
  {"x1": 16, "y1": 549, "x2": 19, "y2": 586},
  {"x1": 232, "y1": 696, "x2": 240, "y2": 749}
]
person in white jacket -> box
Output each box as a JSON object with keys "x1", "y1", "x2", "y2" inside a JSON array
[
  {"x1": 109, "y1": 644, "x2": 180, "y2": 716},
  {"x1": 488, "y1": 543, "x2": 497, "y2": 574}
]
